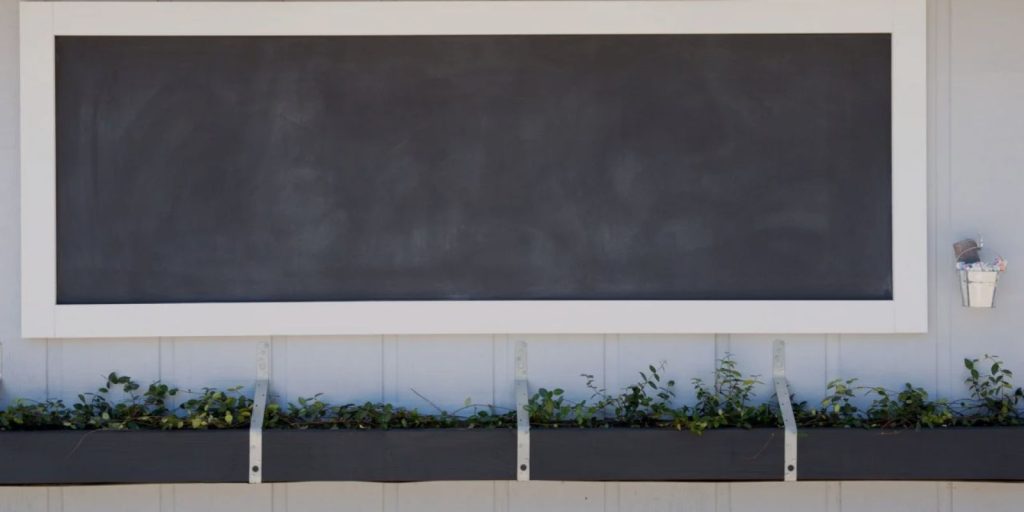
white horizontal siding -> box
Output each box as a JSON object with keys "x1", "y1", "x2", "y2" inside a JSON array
[
  {"x1": 3, "y1": 483, "x2": 1024, "y2": 512},
  {"x1": 2, "y1": 0, "x2": 1024, "y2": 511}
]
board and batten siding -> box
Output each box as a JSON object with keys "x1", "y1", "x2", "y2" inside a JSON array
[{"x1": 0, "y1": 0, "x2": 1023, "y2": 511}]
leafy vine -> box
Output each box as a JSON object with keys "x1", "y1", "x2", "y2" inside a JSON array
[{"x1": 1, "y1": 355, "x2": 1021, "y2": 433}]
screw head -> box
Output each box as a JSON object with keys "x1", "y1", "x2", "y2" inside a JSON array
[
  {"x1": 520, "y1": 464, "x2": 528, "y2": 471},
  {"x1": 787, "y1": 465, "x2": 795, "y2": 472},
  {"x1": 252, "y1": 465, "x2": 260, "y2": 473}
]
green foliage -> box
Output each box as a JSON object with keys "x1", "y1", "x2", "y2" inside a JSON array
[
  {"x1": 603, "y1": 366, "x2": 677, "y2": 426},
  {"x1": 64, "y1": 373, "x2": 179, "y2": 430},
  {"x1": 526, "y1": 357, "x2": 775, "y2": 434},
  {"x1": 0, "y1": 373, "x2": 254, "y2": 430},
  {"x1": 176, "y1": 386, "x2": 253, "y2": 429},
  {"x1": 527, "y1": 386, "x2": 599, "y2": 428},
  {"x1": 794, "y1": 355, "x2": 1024, "y2": 429},
  {"x1": 2, "y1": 355, "x2": 1024, "y2": 432},
  {"x1": 268, "y1": 394, "x2": 515, "y2": 430},
  {"x1": 863, "y1": 384, "x2": 953, "y2": 429},
  {"x1": 0, "y1": 398, "x2": 69, "y2": 430},
  {"x1": 526, "y1": 365, "x2": 679, "y2": 429},
  {"x1": 959, "y1": 355, "x2": 1024, "y2": 425},
  {"x1": 689, "y1": 356, "x2": 777, "y2": 431},
  {"x1": 795, "y1": 378, "x2": 861, "y2": 428}
]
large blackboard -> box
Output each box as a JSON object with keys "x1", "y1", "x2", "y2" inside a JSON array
[{"x1": 55, "y1": 34, "x2": 892, "y2": 304}]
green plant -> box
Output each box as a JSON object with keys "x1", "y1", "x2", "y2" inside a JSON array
[
  {"x1": 176, "y1": 386, "x2": 253, "y2": 429},
  {"x1": 67, "y1": 373, "x2": 180, "y2": 430},
  {"x1": 263, "y1": 387, "x2": 515, "y2": 430},
  {"x1": 525, "y1": 365, "x2": 680, "y2": 428},
  {"x1": 796, "y1": 378, "x2": 861, "y2": 428},
  {"x1": 960, "y1": 355, "x2": 1024, "y2": 425},
  {"x1": 690, "y1": 355, "x2": 776, "y2": 431},
  {"x1": 3, "y1": 354, "x2": 1024, "y2": 433},
  {"x1": 526, "y1": 385, "x2": 602, "y2": 428},
  {"x1": 864, "y1": 384, "x2": 953, "y2": 429},
  {"x1": 0, "y1": 398, "x2": 69, "y2": 430},
  {"x1": 269, "y1": 396, "x2": 515, "y2": 430},
  {"x1": 602, "y1": 365, "x2": 677, "y2": 426},
  {"x1": 525, "y1": 358, "x2": 779, "y2": 434}
]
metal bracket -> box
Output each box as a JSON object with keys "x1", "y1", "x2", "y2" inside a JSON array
[
  {"x1": 773, "y1": 339, "x2": 797, "y2": 481},
  {"x1": 249, "y1": 341, "x2": 270, "y2": 484},
  {"x1": 515, "y1": 340, "x2": 530, "y2": 481}
]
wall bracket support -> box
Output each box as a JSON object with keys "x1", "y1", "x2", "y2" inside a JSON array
[
  {"x1": 515, "y1": 340, "x2": 530, "y2": 481},
  {"x1": 249, "y1": 341, "x2": 270, "y2": 484},
  {"x1": 773, "y1": 339, "x2": 798, "y2": 481}
]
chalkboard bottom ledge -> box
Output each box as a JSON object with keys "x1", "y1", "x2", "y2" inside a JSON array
[{"x1": 0, "y1": 427, "x2": 1021, "y2": 484}]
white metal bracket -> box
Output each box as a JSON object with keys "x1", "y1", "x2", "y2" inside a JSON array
[
  {"x1": 515, "y1": 340, "x2": 530, "y2": 481},
  {"x1": 772, "y1": 339, "x2": 798, "y2": 481},
  {"x1": 249, "y1": 341, "x2": 270, "y2": 484}
]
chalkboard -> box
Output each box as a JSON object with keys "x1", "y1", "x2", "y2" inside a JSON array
[{"x1": 55, "y1": 34, "x2": 892, "y2": 304}]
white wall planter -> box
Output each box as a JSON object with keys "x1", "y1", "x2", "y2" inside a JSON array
[{"x1": 959, "y1": 269, "x2": 1001, "y2": 308}]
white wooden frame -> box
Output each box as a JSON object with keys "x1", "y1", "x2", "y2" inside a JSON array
[{"x1": 20, "y1": 1, "x2": 928, "y2": 338}]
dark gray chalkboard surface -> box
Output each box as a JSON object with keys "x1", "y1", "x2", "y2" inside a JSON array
[{"x1": 56, "y1": 34, "x2": 892, "y2": 304}]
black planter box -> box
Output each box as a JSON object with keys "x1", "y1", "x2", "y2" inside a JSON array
[
  {"x1": 0, "y1": 430, "x2": 248, "y2": 484},
  {"x1": 263, "y1": 429, "x2": 515, "y2": 482},
  {"x1": 532, "y1": 428, "x2": 783, "y2": 481},
  {"x1": 1, "y1": 427, "x2": 1023, "y2": 484},
  {"x1": 800, "y1": 427, "x2": 1024, "y2": 481}
]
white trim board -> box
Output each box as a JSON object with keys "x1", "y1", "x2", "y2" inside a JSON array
[{"x1": 20, "y1": 1, "x2": 929, "y2": 338}]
